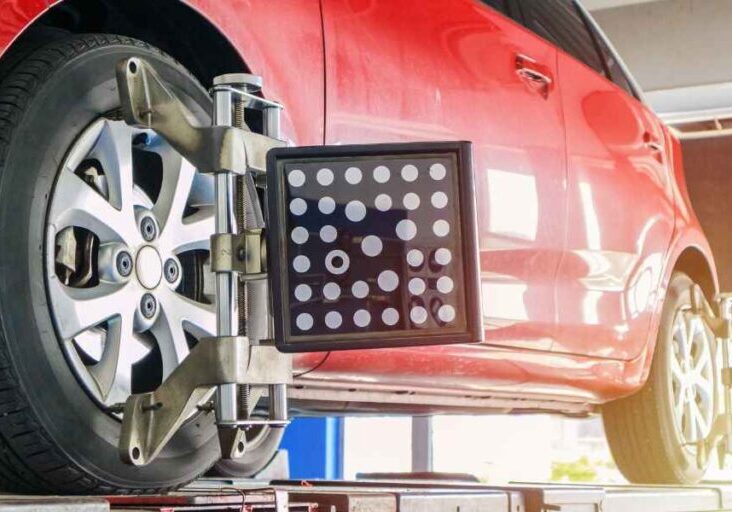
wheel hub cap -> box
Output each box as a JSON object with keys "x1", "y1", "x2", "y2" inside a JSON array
[{"x1": 136, "y1": 246, "x2": 162, "y2": 289}]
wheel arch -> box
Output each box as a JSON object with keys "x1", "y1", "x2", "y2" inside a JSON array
[
  {"x1": 672, "y1": 245, "x2": 718, "y2": 301},
  {"x1": 0, "y1": 0, "x2": 248, "y2": 87}
]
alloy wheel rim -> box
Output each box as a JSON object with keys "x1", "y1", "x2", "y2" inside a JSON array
[
  {"x1": 45, "y1": 117, "x2": 216, "y2": 409},
  {"x1": 669, "y1": 306, "x2": 716, "y2": 450}
]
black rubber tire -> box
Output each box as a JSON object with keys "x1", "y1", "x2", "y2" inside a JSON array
[
  {"x1": 0, "y1": 34, "x2": 220, "y2": 494},
  {"x1": 603, "y1": 272, "x2": 714, "y2": 484},
  {"x1": 209, "y1": 426, "x2": 284, "y2": 478}
]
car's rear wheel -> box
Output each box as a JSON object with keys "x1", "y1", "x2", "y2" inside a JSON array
[
  {"x1": 0, "y1": 33, "x2": 234, "y2": 493},
  {"x1": 603, "y1": 272, "x2": 718, "y2": 484}
]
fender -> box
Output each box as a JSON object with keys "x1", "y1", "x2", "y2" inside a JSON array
[{"x1": 0, "y1": 0, "x2": 325, "y2": 147}]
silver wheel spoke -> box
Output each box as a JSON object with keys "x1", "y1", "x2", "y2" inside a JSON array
[
  {"x1": 48, "y1": 278, "x2": 135, "y2": 339},
  {"x1": 159, "y1": 206, "x2": 215, "y2": 254},
  {"x1": 153, "y1": 287, "x2": 216, "y2": 377},
  {"x1": 89, "y1": 121, "x2": 136, "y2": 216},
  {"x1": 49, "y1": 169, "x2": 138, "y2": 244},
  {"x1": 88, "y1": 312, "x2": 135, "y2": 405},
  {"x1": 154, "y1": 156, "x2": 196, "y2": 235}
]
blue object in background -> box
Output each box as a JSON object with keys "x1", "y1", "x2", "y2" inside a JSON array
[{"x1": 280, "y1": 417, "x2": 344, "y2": 479}]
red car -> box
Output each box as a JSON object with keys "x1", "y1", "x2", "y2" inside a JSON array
[{"x1": 0, "y1": 0, "x2": 722, "y2": 493}]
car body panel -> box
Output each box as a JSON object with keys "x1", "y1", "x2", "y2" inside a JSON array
[{"x1": 0, "y1": 0, "x2": 720, "y2": 410}]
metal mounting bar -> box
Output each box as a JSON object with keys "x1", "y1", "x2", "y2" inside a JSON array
[
  {"x1": 120, "y1": 337, "x2": 291, "y2": 466},
  {"x1": 115, "y1": 58, "x2": 284, "y2": 174}
]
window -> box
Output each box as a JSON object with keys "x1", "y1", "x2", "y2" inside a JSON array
[
  {"x1": 588, "y1": 24, "x2": 638, "y2": 97},
  {"x1": 481, "y1": 0, "x2": 509, "y2": 16},
  {"x1": 517, "y1": 0, "x2": 605, "y2": 76}
]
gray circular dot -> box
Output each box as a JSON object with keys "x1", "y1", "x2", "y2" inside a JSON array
[
  {"x1": 294, "y1": 284, "x2": 312, "y2": 302},
  {"x1": 352, "y1": 280, "x2": 369, "y2": 299},
  {"x1": 378, "y1": 270, "x2": 399, "y2": 292},
  {"x1": 325, "y1": 250, "x2": 350, "y2": 275},
  {"x1": 410, "y1": 306, "x2": 428, "y2": 325},
  {"x1": 433, "y1": 219, "x2": 450, "y2": 237},
  {"x1": 373, "y1": 165, "x2": 390, "y2": 183},
  {"x1": 437, "y1": 276, "x2": 454, "y2": 294},
  {"x1": 403, "y1": 192, "x2": 420, "y2": 211},
  {"x1": 375, "y1": 194, "x2": 392, "y2": 212},
  {"x1": 409, "y1": 278, "x2": 426, "y2": 296},
  {"x1": 345, "y1": 200, "x2": 367, "y2": 222},
  {"x1": 319, "y1": 196, "x2": 336, "y2": 214},
  {"x1": 438, "y1": 305, "x2": 456, "y2": 323},
  {"x1": 289, "y1": 198, "x2": 307, "y2": 216},
  {"x1": 345, "y1": 166, "x2": 363, "y2": 184},
  {"x1": 293, "y1": 255, "x2": 310, "y2": 273},
  {"x1": 354, "y1": 309, "x2": 371, "y2": 327},
  {"x1": 291, "y1": 227, "x2": 309, "y2": 245},
  {"x1": 431, "y1": 191, "x2": 448, "y2": 209},
  {"x1": 317, "y1": 168, "x2": 334, "y2": 186},
  {"x1": 323, "y1": 282, "x2": 341, "y2": 301},
  {"x1": 361, "y1": 235, "x2": 383, "y2": 257},
  {"x1": 296, "y1": 313, "x2": 313, "y2": 331},
  {"x1": 396, "y1": 219, "x2": 417, "y2": 241},
  {"x1": 288, "y1": 169, "x2": 305, "y2": 187},
  {"x1": 407, "y1": 249, "x2": 424, "y2": 267},
  {"x1": 382, "y1": 308, "x2": 399, "y2": 326},
  {"x1": 435, "y1": 248, "x2": 452, "y2": 265},
  {"x1": 325, "y1": 311, "x2": 343, "y2": 329},
  {"x1": 320, "y1": 225, "x2": 337, "y2": 243},
  {"x1": 401, "y1": 164, "x2": 419, "y2": 182},
  {"x1": 430, "y1": 163, "x2": 447, "y2": 181}
]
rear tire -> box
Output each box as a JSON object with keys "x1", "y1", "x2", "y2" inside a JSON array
[
  {"x1": 209, "y1": 426, "x2": 284, "y2": 478},
  {"x1": 0, "y1": 34, "x2": 219, "y2": 494},
  {"x1": 603, "y1": 272, "x2": 717, "y2": 484}
]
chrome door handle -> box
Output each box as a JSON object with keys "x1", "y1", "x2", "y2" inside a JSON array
[
  {"x1": 515, "y1": 54, "x2": 553, "y2": 98},
  {"x1": 646, "y1": 141, "x2": 664, "y2": 152},
  {"x1": 517, "y1": 67, "x2": 553, "y2": 87}
]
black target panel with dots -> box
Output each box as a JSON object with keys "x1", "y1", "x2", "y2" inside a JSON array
[{"x1": 267, "y1": 142, "x2": 482, "y2": 352}]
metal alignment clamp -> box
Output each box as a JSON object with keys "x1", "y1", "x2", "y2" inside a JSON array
[{"x1": 114, "y1": 57, "x2": 291, "y2": 466}]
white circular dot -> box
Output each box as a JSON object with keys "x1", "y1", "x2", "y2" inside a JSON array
[
  {"x1": 345, "y1": 200, "x2": 367, "y2": 222},
  {"x1": 325, "y1": 250, "x2": 350, "y2": 275},
  {"x1": 407, "y1": 249, "x2": 424, "y2": 267},
  {"x1": 319, "y1": 196, "x2": 336, "y2": 214},
  {"x1": 294, "y1": 284, "x2": 312, "y2": 302},
  {"x1": 320, "y1": 225, "x2": 337, "y2": 243},
  {"x1": 293, "y1": 255, "x2": 310, "y2": 273},
  {"x1": 354, "y1": 309, "x2": 371, "y2": 327},
  {"x1": 382, "y1": 308, "x2": 399, "y2": 326},
  {"x1": 361, "y1": 235, "x2": 383, "y2": 257},
  {"x1": 409, "y1": 278, "x2": 426, "y2": 296},
  {"x1": 288, "y1": 169, "x2": 305, "y2": 187},
  {"x1": 373, "y1": 165, "x2": 390, "y2": 183},
  {"x1": 296, "y1": 313, "x2": 313, "y2": 331},
  {"x1": 325, "y1": 311, "x2": 343, "y2": 329},
  {"x1": 291, "y1": 227, "x2": 309, "y2": 245},
  {"x1": 378, "y1": 270, "x2": 399, "y2": 292},
  {"x1": 375, "y1": 194, "x2": 392, "y2": 212},
  {"x1": 403, "y1": 193, "x2": 420, "y2": 211},
  {"x1": 431, "y1": 191, "x2": 448, "y2": 209},
  {"x1": 435, "y1": 248, "x2": 452, "y2": 265},
  {"x1": 410, "y1": 306, "x2": 428, "y2": 325},
  {"x1": 437, "y1": 276, "x2": 454, "y2": 294},
  {"x1": 323, "y1": 282, "x2": 341, "y2": 301},
  {"x1": 345, "y1": 166, "x2": 362, "y2": 184},
  {"x1": 433, "y1": 219, "x2": 450, "y2": 237},
  {"x1": 289, "y1": 198, "x2": 307, "y2": 216},
  {"x1": 430, "y1": 163, "x2": 447, "y2": 181},
  {"x1": 396, "y1": 219, "x2": 417, "y2": 241},
  {"x1": 352, "y1": 280, "x2": 369, "y2": 299},
  {"x1": 317, "y1": 168, "x2": 334, "y2": 186},
  {"x1": 438, "y1": 305, "x2": 456, "y2": 323},
  {"x1": 401, "y1": 164, "x2": 419, "y2": 182}
]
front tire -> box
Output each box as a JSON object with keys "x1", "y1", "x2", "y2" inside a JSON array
[
  {"x1": 0, "y1": 34, "x2": 220, "y2": 493},
  {"x1": 603, "y1": 272, "x2": 718, "y2": 484}
]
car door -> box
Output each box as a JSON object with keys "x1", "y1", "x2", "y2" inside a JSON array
[
  {"x1": 319, "y1": 0, "x2": 567, "y2": 363},
  {"x1": 515, "y1": 0, "x2": 675, "y2": 360}
]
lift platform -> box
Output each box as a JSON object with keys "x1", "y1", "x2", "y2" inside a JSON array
[{"x1": 4, "y1": 479, "x2": 732, "y2": 512}]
